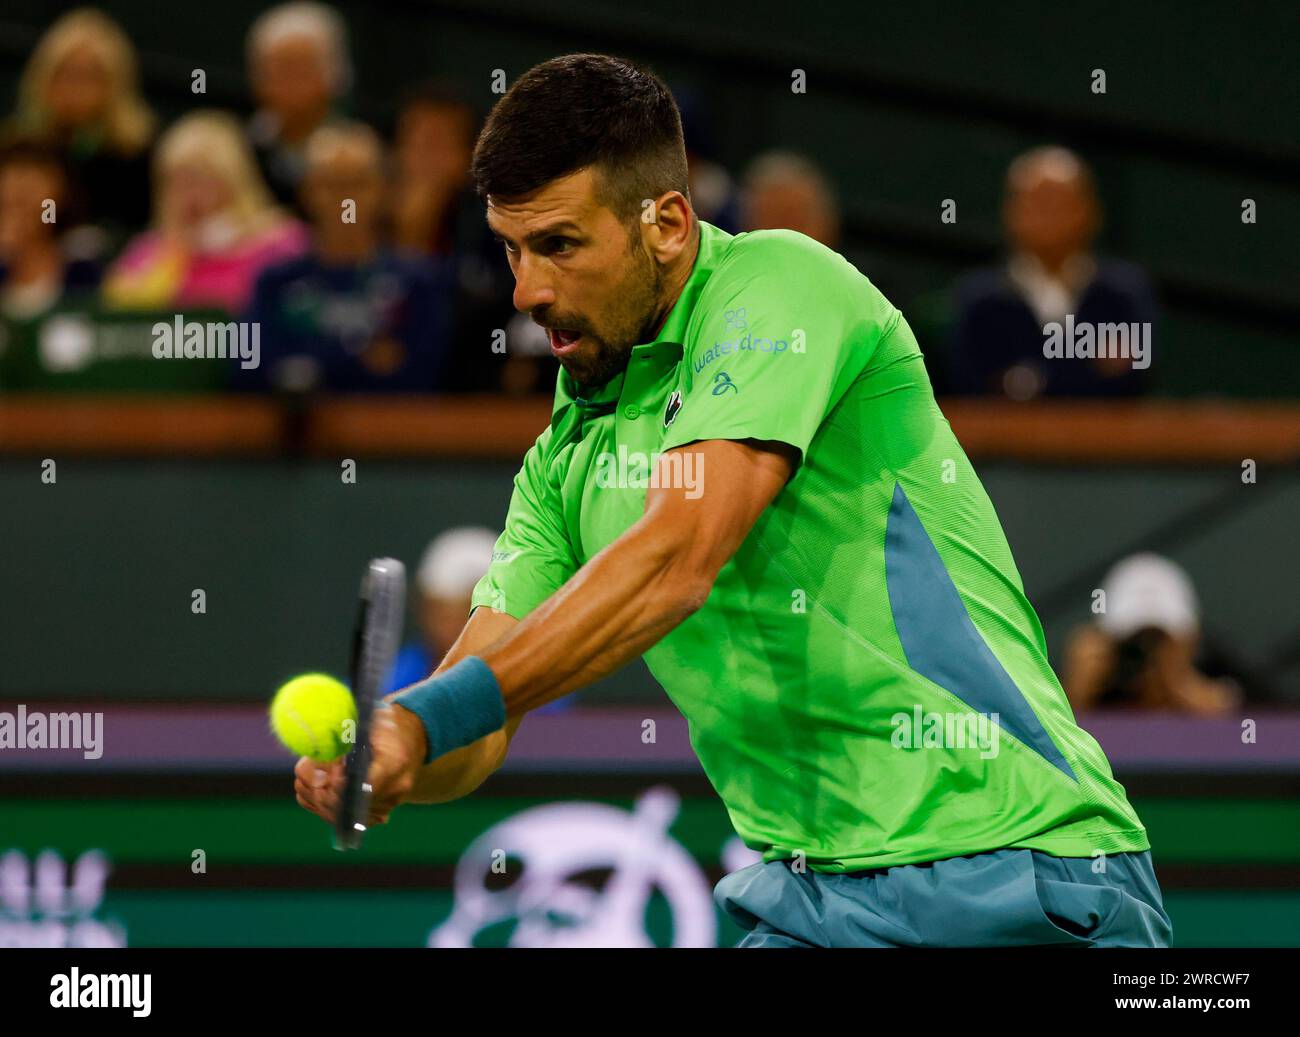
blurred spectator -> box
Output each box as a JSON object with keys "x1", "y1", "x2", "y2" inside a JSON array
[
  {"x1": 383, "y1": 527, "x2": 500, "y2": 694},
  {"x1": 0, "y1": 142, "x2": 100, "y2": 322},
  {"x1": 6, "y1": 8, "x2": 155, "y2": 254},
  {"x1": 1063, "y1": 553, "x2": 1241, "y2": 715},
  {"x1": 390, "y1": 82, "x2": 525, "y2": 393},
  {"x1": 740, "y1": 150, "x2": 841, "y2": 248},
  {"x1": 246, "y1": 2, "x2": 352, "y2": 214},
  {"x1": 390, "y1": 83, "x2": 478, "y2": 258},
  {"x1": 102, "y1": 111, "x2": 307, "y2": 313},
  {"x1": 740, "y1": 149, "x2": 895, "y2": 295},
  {"x1": 949, "y1": 146, "x2": 1157, "y2": 399},
  {"x1": 241, "y1": 121, "x2": 452, "y2": 392}
]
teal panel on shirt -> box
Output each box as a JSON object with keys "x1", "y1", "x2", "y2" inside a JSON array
[{"x1": 884, "y1": 482, "x2": 1076, "y2": 780}]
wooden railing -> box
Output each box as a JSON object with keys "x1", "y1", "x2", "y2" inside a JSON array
[{"x1": 1, "y1": 395, "x2": 1297, "y2": 463}]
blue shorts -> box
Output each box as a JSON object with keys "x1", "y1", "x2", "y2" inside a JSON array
[{"x1": 715, "y1": 847, "x2": 1174, "y2": 947}]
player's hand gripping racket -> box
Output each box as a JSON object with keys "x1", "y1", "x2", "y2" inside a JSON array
[{"x1": 335, "y1": 557, "x2": 406, "y2": 851}]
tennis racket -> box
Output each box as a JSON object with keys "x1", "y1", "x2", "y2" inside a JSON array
[{"x1": 335, "y1": 557, "x2": 406, "y2": 851}]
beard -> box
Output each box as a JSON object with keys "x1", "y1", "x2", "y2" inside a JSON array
[{"x1": 552, "y1": 243, "x2": 664, "y2": 394}]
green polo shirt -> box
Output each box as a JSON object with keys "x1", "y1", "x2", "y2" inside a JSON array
[{"x1": 472, "y1": 220, "x2": 1150, "y2": 871}]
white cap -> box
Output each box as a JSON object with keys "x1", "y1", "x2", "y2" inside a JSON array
[
  {"x1": 1097, "y1": 553, "x2": 1200, "y2": 639},
  {"x1": 416, "y1": 527, "x2": 500, "y2": 599}
]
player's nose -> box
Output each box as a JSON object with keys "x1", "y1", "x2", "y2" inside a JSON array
[{"x1": 512, "y1": 254, "x2": 556, "y2": 313}]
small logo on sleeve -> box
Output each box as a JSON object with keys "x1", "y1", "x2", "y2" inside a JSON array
[
  {"x1": 663, "y1": 390, "x2": 683, "y2": 428},
  {"x1": 711, "y1": 371, "x2": 738, "y2": 395}
]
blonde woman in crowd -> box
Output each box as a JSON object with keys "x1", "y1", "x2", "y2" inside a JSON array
[
  {"x1": 103, "y1": 111, "x2": 307, "y2": 314},
  {"x1": 7, "y1": 7, "x2": 156, "y2": 241}
]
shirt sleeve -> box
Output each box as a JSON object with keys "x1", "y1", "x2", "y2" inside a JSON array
[
  {"x1": 470, "y1": 429, "x2": 579, "y2": 620},
  {"x1": 660, "y1": 231, "x2": 894, "y2": 463}
]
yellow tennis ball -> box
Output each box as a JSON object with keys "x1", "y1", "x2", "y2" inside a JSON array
[{"x1": 269, "y1": 673, "x2": 357, "y2": 762}]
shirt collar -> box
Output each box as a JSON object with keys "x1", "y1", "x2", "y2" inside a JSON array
[
  {"x1": 1006, "y1": 250, "x2": 1097, "y2": 324},
  {"x1": 550, "y1": 219, "x2": 733, "y2": 431}
]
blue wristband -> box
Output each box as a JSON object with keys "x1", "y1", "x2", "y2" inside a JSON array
[{"x1": 393, "y1": 656, "x2": 507, "y2": 764}]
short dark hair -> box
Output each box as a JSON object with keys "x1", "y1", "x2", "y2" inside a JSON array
[{"x1": 471, "y1": 54, "x2": 690, "y2": 222}]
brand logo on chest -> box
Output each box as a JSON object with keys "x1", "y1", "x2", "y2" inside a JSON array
[{"x1": 663, "y1": 389, "x2": 682, "y2": 428}]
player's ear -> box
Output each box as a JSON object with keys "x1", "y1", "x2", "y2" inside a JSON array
[{"x1": 644, "y1": 191, "x2": 692, "y2": 264}]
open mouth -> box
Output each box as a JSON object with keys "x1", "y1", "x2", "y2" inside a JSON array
[{"x1": 547, "y1": 328, "x2": 584, "y2": 357}]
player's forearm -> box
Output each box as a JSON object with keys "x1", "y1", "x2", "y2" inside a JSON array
[
  {"x1": 481, "y1": 515, "x2": 710, "y2": 715},
  {"x1": 403, "y1": 729, "x2": 508, "y2": 803},
  {"x1": 391, "y1": 606, "x2": 520, "y2": 802},
  {"x1": 388, "y1": 523, "x2": 702, "y2": 784}
]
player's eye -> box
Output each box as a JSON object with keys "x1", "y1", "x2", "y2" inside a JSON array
[{"x1": 546, "y1": 237, "x2": 576, "y2": 255}]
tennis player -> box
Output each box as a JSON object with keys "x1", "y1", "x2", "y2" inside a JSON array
[{"x1": 295, "y1": 53, "x2": 1173, "y2": 948}]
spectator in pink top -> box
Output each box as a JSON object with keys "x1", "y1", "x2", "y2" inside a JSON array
[{"x1": 103, "y1": 110, "x2": 306, "y2": 314}]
